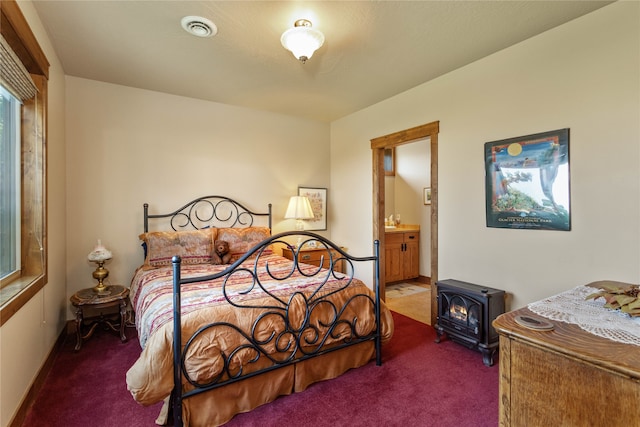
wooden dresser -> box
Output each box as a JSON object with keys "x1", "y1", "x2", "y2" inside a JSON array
[
  {"x1": 493, "y1": 307, "x2": 640, "y2": 426},
  {"x1": 281, "y1": 246, "x2": 346, "y2": 274}
]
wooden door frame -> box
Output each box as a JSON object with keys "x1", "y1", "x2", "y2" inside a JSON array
[{"x1": 371, "y1": 121, "x2": 439, "y2": 326}]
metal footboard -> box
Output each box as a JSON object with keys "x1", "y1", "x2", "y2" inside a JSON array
[{"x1": 169, "y1": 231, "x2": 382, "y2": 427}]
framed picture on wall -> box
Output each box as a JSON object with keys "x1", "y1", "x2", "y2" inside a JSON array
[
  {"x1": 298, "y1": 187, "x2": 327, "y2": 230},
  {"x1": 424, "y1": 188, "x2": 432, "y2": 205},
  {"x1": 484, "y1": 128, "x2": 570, "y2": 231}
]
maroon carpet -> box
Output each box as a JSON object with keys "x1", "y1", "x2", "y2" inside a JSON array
[{"x1": 23, "y1": 312, "x2": 498, "y2": 426}]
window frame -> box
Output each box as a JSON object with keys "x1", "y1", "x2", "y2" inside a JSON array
[{"x1": 0, "y1": 0, "x2": 49, "y2": 326}]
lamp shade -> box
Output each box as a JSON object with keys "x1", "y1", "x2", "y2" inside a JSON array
[
  {"x1": 281, "y1": 19, "x2": 324, "y2": 63},
  {"x1": 87, "y1": 239, "x2": 112, "y2": 262},
  {"x1": 285, "y1": 196, "x2": 314, "y2": 220}
]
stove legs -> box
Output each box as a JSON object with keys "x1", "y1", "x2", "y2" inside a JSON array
[
  {"x1": 435, "y1": 326, "x2": 497, "y2": 367},
  {"x1": 481, "y1": 347, "x2": 496, "y2": 367}
]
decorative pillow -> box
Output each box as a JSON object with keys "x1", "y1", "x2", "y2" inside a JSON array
[
  {"x1": 139, "y1": 228, "x2": 217, "y2": 267},
  {"x1": 216, "y1": 227, "x2": 272, "y2": 262}
]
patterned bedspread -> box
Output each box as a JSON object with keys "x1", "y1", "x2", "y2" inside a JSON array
[
  {"x1": 131, "y1": 254, "x2": 350, "y2": 347},
  {"x1": 127, "y1": 253, "x2": 394, "y2": 407}
]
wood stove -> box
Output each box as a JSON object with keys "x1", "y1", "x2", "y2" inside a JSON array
[{"x1": 435, "y1": 279, "x2": 505, "y2": 366}]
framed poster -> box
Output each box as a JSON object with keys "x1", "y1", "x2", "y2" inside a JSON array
[
  {"x1": 485, "y1": 128, "x2": 570, "y2": 231},
  {"x1": 298, "y1": 187, "x2": 327, "y2": 230}
]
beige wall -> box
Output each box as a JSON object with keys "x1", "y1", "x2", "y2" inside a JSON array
[
  {"x1": 1, "y1": 1, "x2": 67, "y2": 426},
  {"x1": 65, "y1": 77, "x2": 331, "y2": 300},
  {"x1": 331, "y1": 1, "x2": 640, "y2": 309}
]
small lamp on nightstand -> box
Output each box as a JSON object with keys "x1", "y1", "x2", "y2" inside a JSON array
[
  {"x1": 88, "y1": 240, "x2": 113, "y2": 295},
  {"x1": 285, "y1": 196, "x2": 314, "y2": 247}
]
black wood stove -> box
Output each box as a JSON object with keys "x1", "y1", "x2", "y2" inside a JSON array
[{"x1": 435, "y1": 279, "x2": 505, "y2": 366}]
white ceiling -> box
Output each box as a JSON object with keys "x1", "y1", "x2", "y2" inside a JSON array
[{"x1": 32, "y1": 1, "x2": 612, "y2": 123}]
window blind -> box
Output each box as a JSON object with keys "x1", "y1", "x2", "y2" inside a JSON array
[{"x1": 0, "y1": 34, "x2": 37, "y2": 101}]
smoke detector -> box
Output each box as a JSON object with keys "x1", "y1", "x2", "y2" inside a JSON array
[{"x1": 181, "y1": 16, "x2": 217, "y2": 38}]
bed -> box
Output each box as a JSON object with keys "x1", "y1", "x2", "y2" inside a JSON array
[{"x1": 125, "y1": 195, "x2": 395, "y2": 426}]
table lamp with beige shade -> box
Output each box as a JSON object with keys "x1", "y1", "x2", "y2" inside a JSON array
[{"x1": 284, "y1": 196, "x2": 315, "y2": 247}]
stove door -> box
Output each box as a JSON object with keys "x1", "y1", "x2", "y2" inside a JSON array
[{"x1": 439, "y1": 292, "x2": 483, "y2": 341}]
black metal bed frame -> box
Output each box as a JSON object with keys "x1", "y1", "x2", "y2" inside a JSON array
[
  {"x1": 142, "y1": 196, "x2": 383, "y2": 427},
  {"x1": 143, "y1": 195, "x2": 272, "y2": 233}
]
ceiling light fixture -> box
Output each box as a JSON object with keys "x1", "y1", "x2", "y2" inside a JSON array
[
  {"x1": 181, "y1": 16, "x2": 217, "y2": 38},
  {"x1": 281, "y1": 19, "x2": 324, "y2": 64}
]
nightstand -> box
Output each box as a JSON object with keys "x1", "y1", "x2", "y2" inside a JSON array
[
  {"x1": 70, "y1": 285, "x2": 129, "y2": 351},
  {"x1": 281, "y1": 246, "x2": 346, "y2": 274}
]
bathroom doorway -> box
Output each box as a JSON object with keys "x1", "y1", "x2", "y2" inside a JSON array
[{"x1": 371, "y1": 121, "x2": 439, "y2": 325}]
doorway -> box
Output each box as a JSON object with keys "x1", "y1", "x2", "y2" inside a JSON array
[{"x1": 371, "y1": 121, "x2": 439, "y2": 326}]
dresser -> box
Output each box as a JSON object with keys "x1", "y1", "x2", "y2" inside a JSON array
[
  {"x1": 493, "y1": 306, "x2": 640, "y2": 426},
  {"x1": 281, "y1": 246, "x2": 346, "y2": 274}
]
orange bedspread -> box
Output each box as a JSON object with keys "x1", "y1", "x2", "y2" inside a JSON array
[{"x1": 126, "y1": 254, "x2": 394, "y2": 422}]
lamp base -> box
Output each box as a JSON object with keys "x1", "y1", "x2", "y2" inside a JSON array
[
  {"x1": 93, "y1": 284, "x2": 112, "y2": 296},
  {"x1": 92, "y1": 261, "x2": 111, "y2": 295},
  {"x1": 295, "y1": 220, "x2": 306, "y2": 247}
]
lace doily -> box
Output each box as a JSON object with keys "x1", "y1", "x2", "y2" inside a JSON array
[{"x1": 528, "y1": 285, "x2": 640, "y2": 346}]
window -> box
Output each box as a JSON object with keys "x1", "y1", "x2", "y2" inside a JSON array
[
  {"x1": 0, "y1": 0, "x2": 49, "y2": 324},
  {"x1": 0, "y1": 87, "x2": 21, "y2": 285},
  {"x1": 384, "y1": 147, "x2": 395, "y2": 176}
]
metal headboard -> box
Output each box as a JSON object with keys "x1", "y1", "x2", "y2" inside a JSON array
[{"x1": 143, "y1": 195, "x2": 272, "y2": 232}]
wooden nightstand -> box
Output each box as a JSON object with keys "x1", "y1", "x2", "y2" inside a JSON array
[
  {"x1": 70, "y1": 285, "x2": 129, "y2": 351},
  {"x1": 282, "y1": 246, "x2": 346, "y2": 274}
]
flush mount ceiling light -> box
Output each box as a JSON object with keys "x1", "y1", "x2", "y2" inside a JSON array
[
  {"x1": 181, "y1": 16, "x2": 217, "y2": 38},
  {"x1": 280, "y1": 19, "x2": 324, "y2": 64}
]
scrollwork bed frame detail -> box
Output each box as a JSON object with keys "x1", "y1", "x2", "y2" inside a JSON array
[
  {"x1": 143, "y1": 195, "x2": 272, "y2": 232},
  {"x1": 169, "y1": 231, "x2": 382, "y2": 427}
]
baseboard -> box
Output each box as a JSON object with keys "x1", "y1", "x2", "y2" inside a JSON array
[
  {"x1": 9, "y1": 322, "x2": 71, "y2": 427},
  {"x1": 387, "y1": 276, "x2": 431, "y2": 286},
  {"x1": 416, "y1": 275, "x2": 431, "y2": 285}
]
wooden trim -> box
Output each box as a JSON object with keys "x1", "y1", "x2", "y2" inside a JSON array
[
  {"x1": 0, "y1": 0, "x2": 50, "y2": 78},
  {"x1": 40, "y1": 74, "x2": 49, "y2": 288},
  {"x1": 0, "y1": 270, "x2": 21, "y2": 287},
  {"x1": 429, "y1": 132, "x2": 438, "y2": 325},
  {"x1": 416, "y1": 275, "x2": 431, "y2": 285},
  {"x1": 8, "y1": 325, "x2": 68, "y2": 427},
  {"x1": 372, "y1": 145, "x2": 386, "y2": 300},
  {"x1": 0, "y1": 276, "x2": 45, "y2": 326},
  {"x1": 371, "y1": 122, "x2": 440, "y2": 149},
  {"x1": 0, "y1": 4, "x2": 49, "y2": 325},
  {"x1": 371, "y1": 121, "x2": 439, "y2": 325},
  {"x1": 21, "y1": 76, "x2": 47, "y2": 276}
]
